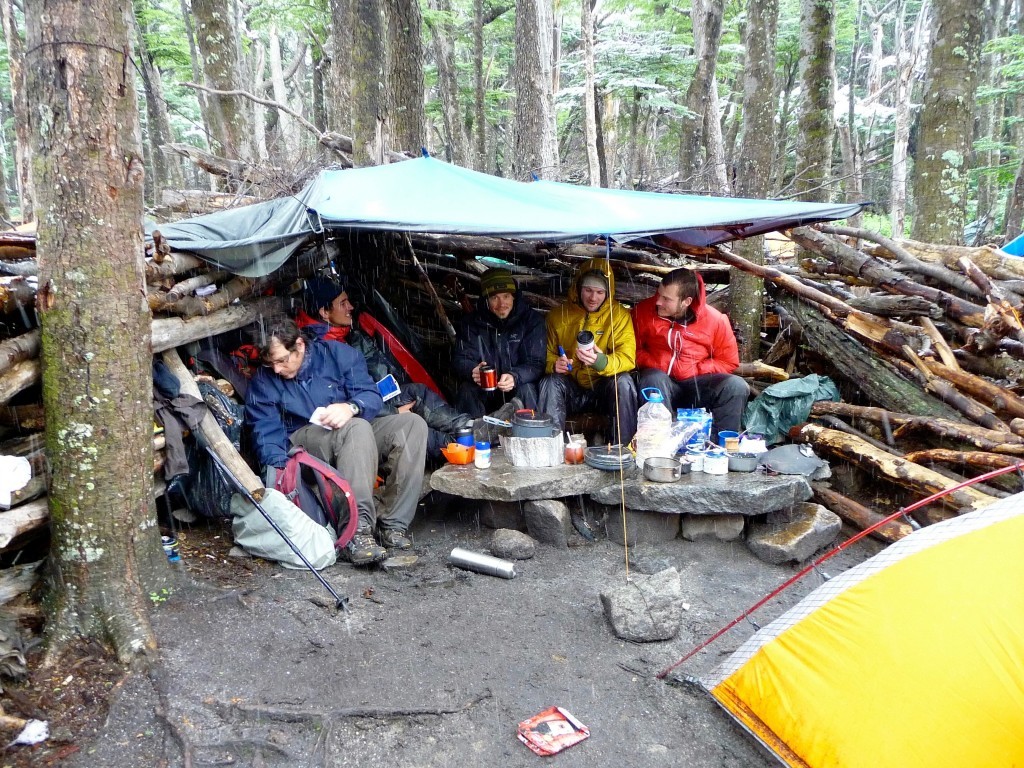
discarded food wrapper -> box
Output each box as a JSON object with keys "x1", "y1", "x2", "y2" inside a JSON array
[{"x1": 517, "y1": 705, "x2": 590, "y2": 756}]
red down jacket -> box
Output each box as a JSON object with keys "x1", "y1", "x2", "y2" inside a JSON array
[{"x1": 632, "y1": 272, "x2": 739, "y2": 381}]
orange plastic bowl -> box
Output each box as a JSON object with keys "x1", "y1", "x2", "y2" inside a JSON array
[{"x1": 441, "y1": 443, "x2": 475, "y2": 465}]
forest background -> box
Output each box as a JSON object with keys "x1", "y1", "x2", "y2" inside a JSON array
[{"x1": 2, "y1": 0, "x2": 1021, "y2": 247}]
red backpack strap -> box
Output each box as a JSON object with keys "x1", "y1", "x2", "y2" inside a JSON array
[{"x1": 276, "y1": 449, "x2": 359, "y2": 549}]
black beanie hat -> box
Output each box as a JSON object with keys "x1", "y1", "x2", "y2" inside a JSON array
[{"x1": 303, "y1": 276, "x2": 345, "y2": 315}]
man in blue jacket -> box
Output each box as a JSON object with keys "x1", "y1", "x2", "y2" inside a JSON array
[
  {"x1": 246, "y1": 318, "x2": 427, "y2": 566},
  {"x1": 453, "y1": 268, "x2": 546, "y2": 418}
]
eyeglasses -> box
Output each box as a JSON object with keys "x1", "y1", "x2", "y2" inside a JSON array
[{"x1": 264, "y1": 348, "x2": 295, "y2": 367}]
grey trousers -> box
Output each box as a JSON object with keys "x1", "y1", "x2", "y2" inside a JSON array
[{"x1": 289, "y1": 413, "x2": 428, "y2": 532}]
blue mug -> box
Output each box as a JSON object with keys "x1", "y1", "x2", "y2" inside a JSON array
[{"x1": 455, "y1": 427, "x2": 474, "y2": 447}]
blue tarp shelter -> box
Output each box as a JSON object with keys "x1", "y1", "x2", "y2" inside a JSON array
[{"x1": 150, "y1": 157, "x2": 865, "y2": 277}]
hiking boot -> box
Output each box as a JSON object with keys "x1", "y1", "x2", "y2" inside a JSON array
[
  {"x1": 341, "y1": 529, "x2": 387, "y2": 566},
  {"x1": 378, "y1": 527, "x2": 412, "y2": 551}
]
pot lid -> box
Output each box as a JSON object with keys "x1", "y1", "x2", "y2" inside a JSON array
[{"x1": 511, "y1": 410, "x2": 554, "y2": 427}]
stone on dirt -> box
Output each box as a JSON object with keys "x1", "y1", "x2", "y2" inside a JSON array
[
  {"x1": 605, "y1": 506, "x2": 680, "y2": 545},
  {"x1": 524, "y1": 499, "x2": 570, "y2": 547},
  {"x1": 490, "y1": 528, "x2": 535, "y2": 560},
  {"x1": 746, "y1": 502, "x2": 842, "y2": 564},
  {"x1": 626, "y1": 552, "x2": 673, "y2": 575},
  {"x1": 589, "y1": 472, "x2": 812, "y2": 516},
  {"x1": 680, "y1": 514, "x2": 745, "y2": 541},
  {"x1": 600, "y1": 567, "x2": 682, "y2": 642},
  {"x1": 477, "y1": 500, "x2": 525, "y2": 530}
]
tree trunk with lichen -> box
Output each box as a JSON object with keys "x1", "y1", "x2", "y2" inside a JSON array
[
  {"x1": 192, "y1": 0, "x2": 252, "y2": 163},
  {"x1": 352, "y1": 0, "x2": 388, "y2": 166},
  {"x1": 793, "y1": 0, "x2": 836, "y2": 202},
  {"x1": 26, "y1": 0, "x2": 169, "y2": 663},
  {"x1": 729, "y1": 0, "x2": 778, "y2": 361},
  {"x1": 910, "y1": 0, "x2": 984, "y2": 244}
]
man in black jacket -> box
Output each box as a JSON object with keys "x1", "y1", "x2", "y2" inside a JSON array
[{"x1": 453, "y1": 268, "x2": 546, "y2": 418}]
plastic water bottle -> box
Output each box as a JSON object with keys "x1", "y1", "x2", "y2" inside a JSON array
[
  {"x1": 635, "y1": 387, "x2": 673, "y2": 469},
  {"x1": 474, "y1": 440, "x2": 491, "y2": 469}
]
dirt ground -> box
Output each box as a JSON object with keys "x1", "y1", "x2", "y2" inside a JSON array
[{"x1": 3, "y1": 494, "x2": 882, "y2": 767}]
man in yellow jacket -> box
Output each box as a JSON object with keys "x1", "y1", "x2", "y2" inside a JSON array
[{"x1": 538, "y1": 258, "x2": 638, "y2": 444}]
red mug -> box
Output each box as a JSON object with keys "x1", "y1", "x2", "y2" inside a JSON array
[{"x1": 480, "y1": 364, "x2": 497, "y2": 391}]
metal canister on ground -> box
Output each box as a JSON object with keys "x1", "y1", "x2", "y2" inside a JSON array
[
  {"x1": 161, "y1": 535, "x2": 181, "y2": 563},
  {"x1": 449, "y1": 547, "x2": 516, "y2": 579},
  {"x1": 480, "y1": 364, "x2": 497, "y2": 391}
]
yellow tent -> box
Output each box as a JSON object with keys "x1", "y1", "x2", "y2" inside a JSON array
[{"x1": 702, "y1": 493, "x2": 1024, "y2": 767}]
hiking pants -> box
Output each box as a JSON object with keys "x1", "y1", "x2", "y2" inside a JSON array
[
  {"x1": 289, "y1": 412, "x2": 427, "y2": 533},
  {"x1": 637, "y1": 369, "x2": 749, "y2": 440},
  {"x1": 538, "y1": 373, "x2": 638, "y2": 445}
]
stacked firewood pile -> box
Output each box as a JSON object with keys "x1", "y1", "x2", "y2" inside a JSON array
[{"x1": 694, "y1": 225, "x2": 1024, "y2": 534}]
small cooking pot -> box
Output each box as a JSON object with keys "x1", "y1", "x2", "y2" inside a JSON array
[
  {"x1": 728, "y1": 452, "x2": 761, "y2": 472},
  {"x1": 511, "y1": 409, "x2": 556, "y2": 438},
  {"x1": 643, "y1": 456, "x2": 686, "y2": 483}
]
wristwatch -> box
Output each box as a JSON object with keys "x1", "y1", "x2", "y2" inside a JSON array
[{"x1": 347, "y1": 401, "x2": 361, "y2": 417}]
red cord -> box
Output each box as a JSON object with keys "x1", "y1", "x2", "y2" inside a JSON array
[{"x1": 656, "y1": 462, "x2": 1023, "y2": 680}]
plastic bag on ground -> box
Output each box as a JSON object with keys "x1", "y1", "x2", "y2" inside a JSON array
[{"x1": 231, "y1": 488, "x2": 337, "y2": 570}]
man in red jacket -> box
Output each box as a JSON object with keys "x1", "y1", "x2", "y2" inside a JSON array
[{"x1": 632, "y1": 268, "x2": 748, "y2": 440}]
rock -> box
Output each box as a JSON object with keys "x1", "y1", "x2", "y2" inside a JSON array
[
  {"x1": 477, "y1": 500, "x2": 525, "y2": 530},
  {"x1": 600, "y1": 567, "x2": 682, "y2": 642},
  {"x1": 500, "y1": 434, "x2": 563, "y2": 467},
  {"x1": 228, "y1": 546, "x2": 249, "y2": 558},
  {"x1": 490, "y1": 529, "x2": 535, "y2": 560},
  {"x1": 746, "y1": 502, "x2": 842, "y2": 564},
  {"x1": 606, "y1": 508, "x2": 680, "y2": 546},
  {"x1": 680, "y1": 514, "x2": 745, "y2": 541},
  {"x1": 590, "y1": 472, "x2": 812, "y2": 516},
  {"x1": 523, "y1": 500, "x2": 570, "y2": 547},
  {"x1": 627, "y1": 552, "x2": 673, "y2": 575},
  {"x1": 430, "y1": 450, "x2": 624, "y2": 501}
]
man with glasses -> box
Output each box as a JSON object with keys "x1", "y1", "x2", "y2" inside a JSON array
[{"x1": 246, "y1": 317, "x2": 427, "y2": 566}]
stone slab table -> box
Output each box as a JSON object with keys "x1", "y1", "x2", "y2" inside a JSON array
[
  {"x1": 429, "y1": 449, "x2": 621, "y2": 502},
  {"x1": 589, "y1": 471, "x2": 812, "y2": 517}
]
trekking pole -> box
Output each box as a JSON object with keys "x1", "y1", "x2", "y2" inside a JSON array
[{"x1": 204, "y1": 446, "x2": 350, "y2": 613}]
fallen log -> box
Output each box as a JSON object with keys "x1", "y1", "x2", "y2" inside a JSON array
[
  {"x1": 874, "y1": 239, "x2": 1024, "y2": 281},
  {"x1": 0, "y1": 559, "x2": 42, "y2": 605},
  {"x1": 0, "y1": 330, "x2": 39, "y2": 377},
  {"x1": 151, "y1": 296, "x2": 282, "y2": 353},
  {"x1": 902, "y1": 449, "x2": 1024, "y2": 472},
  {"x1": 735, "y1": 361, "x2": 789, "y2": 382},
  {"x1": 845, "y1": 294, "x2": 940, "y2": 318},
  {"x1": 161, "y1": 349, "x2": 262, "y2": 500},
  {"x1": 777, "y1": 294, "x2": 962, "y2": 420},
  {"x1": 0, "y1": 361, "x2": 39, "y2": 404},
  {"x1": 818, "y1": 224, "x2": 986, "y2": 299},
  {"x1": 893, "y1": 352, "x2": 1010, "y2": 433},
  {"x1": 0, "y1": 277, "x2": 35, "y2": 315},
  {"x1": 145, "y1": 252, "x2": 207, "y2": 280},
  {"x1": 812, "y1": 485, "x2": 912, "y2": 543},
  {"x1": 159, "y1": 189, "x2": 260, "y2": 214},
  {"x1": 793, "y1": 423, "x2": 996, "y2": 511},
  {"x1": 789, "y1": 227, "x2": 987, "y2": 327},
  {"x1": 922, "y1": 359, "x2": 1024, "y2": 422},
  {"x1": 0, "y1": 498, "x2": 47, "y2": 550},
  {"x1": 918, "y1": 318, "x2": 959, "y2": 371},
  {"x1": 809, "y1": 400, "x2": 1024, "y2": 453}
]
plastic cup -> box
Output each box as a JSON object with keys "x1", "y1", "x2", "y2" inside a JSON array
[
  {"x1": 564, "y1": 440, "x2": 585, "y2": 464},
  {"x1": 718, "y1": 431, "x2": 740, "y2": 452}
]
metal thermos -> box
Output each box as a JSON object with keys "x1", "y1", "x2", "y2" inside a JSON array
[{"x1": 448, "y1": 547, "x2": 516, "y2": 579}]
